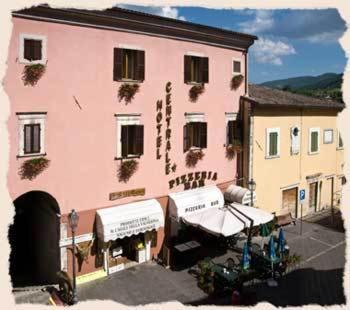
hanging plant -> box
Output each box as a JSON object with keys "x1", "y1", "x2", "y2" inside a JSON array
[
  {"x1": 118, "y1": 83, "x2": 140, "y2": 104},
  {"x1": 189, "y1": 85, "x2": 205, "y2": 102},
  {"x1": 22, "y1": 63, "x2": 46, "y2": 86},
  {"x1": 19, "y1": 157, "x2": 50, "y2": 180},
  {"x1": 186, "y1": 149, "x2": 205, "y2": 167},
  {"x1": 118, "y1": 159, "x2": 139, "y2": 182},
  {"x1": 226, "y1": 145, "x2": 236, "y2": 160},
  {"x1": 230, "y1": 74, "x2": 244, "y2": 90}
]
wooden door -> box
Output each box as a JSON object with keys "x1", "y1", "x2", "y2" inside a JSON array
[
  {"x1": 309, "y1": 182, "x2": 318, "y2": 213},
  {"x1": 282, "y1": 187, "x2": 298, "y2": 218}
]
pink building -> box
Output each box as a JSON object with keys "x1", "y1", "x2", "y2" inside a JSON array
[{"x1": 5, "y1": 5, "x2": 256, "y2": 286}]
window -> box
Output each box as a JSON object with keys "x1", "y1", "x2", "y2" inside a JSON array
[
  {"x1": 183, "y1": 122, "x2": 207, "y2": 151},
  {"x1": 309, "y1": 128, "x2": 320, "y2": 154},
  {"x1": 266, "y1": 128, "x2": 280, "y2": 158},
  {"x1": 121, "y1": 125, "x2": 144, "y2": 157},
  {"x1": 113, "y1": 48, "x2": 145, "y2": 81},
  {"x1": 227, "y1": 120, "x2": 242, "y2": 146},
  {"x1": 17, "y1": 113, "x2": 46, "y2": 157},
  {"x1": 19, "y1": 34, "x2": 47, "y2": 64},
  {"x1": 323, "y1": 129, "x2": 333, "y2": 144},
  {"x1": 184, "y1": 55, "x2": 209, "y2": 84},
  {"x1": 337, "y1": 130, "x2": 344, "y2": 149},
  {"x1": 233, "y1": 60, "x2": 242, "y2": 75},
  {"x1": 116, "y1": 114, "x2": 143, "y2": 158}
]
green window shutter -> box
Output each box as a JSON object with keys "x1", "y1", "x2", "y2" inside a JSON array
[
  {"x1": 227, "y1": 121, "x2": 234, "y2": 145},
  {"x1": 201, "y1": 57, "x2": 209, "y2": 83},
  {"x1": 184, "y1": 55, "x2": 192, "y2": 83},
  {"x1": 183, "y1": 124, "x2": 190, "y2": 152},
  {"x1": 121, "y1": 125, "x2": 128, "y2": 157},
  {"x1": 135, "y1": 125, "x2": 144, "y2": 155},
  {"x1": 311, "y1": 131, "x2": 318, "y2": 152},
  {"x1": 113, "y1": 48, "x2": 123, "y2": 81},
  {"x1": 135, "y1": 50, "x2": 145, "y2": 81},
  {"x1": 200, "y1": 122, "x2": 207, "y2": 148},
  {"x1": 269, "y1": 132, "x2": 278, "y2": 156}
]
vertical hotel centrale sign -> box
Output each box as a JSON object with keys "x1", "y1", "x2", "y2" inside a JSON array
[{"x1": 156, "y1": 82, "x2": 177, "y2": 175}]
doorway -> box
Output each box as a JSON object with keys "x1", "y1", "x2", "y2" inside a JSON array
[
  {"x1": 282, "y1": 187, "x2": 298, "y2": 218},
  {"x1": 8, "y1": 191, "x2": 61, "y2": 287},
  {"x1": 309, "y1": 182, "x2": 318, "y2": 213}
]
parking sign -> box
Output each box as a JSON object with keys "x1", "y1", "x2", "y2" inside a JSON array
[{"x1": 299, "y1": 189, "x2": 306, "y2": 204}]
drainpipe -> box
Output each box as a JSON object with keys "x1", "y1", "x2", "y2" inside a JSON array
[{"x1": 248, "y1": 103, "x2": 254, "y2": 187}]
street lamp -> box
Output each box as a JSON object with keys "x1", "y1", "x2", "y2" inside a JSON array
[
  {"x1": 68, "y1": 209, "x2": 79, "y2": 305},
  {"x1": 248, "y1": 179, "x2": 256, "y2": 208},
  {"x1": 246, "y1": 179, "x2": 256, "y2": 249}
]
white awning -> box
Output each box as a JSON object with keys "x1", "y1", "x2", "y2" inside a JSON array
[
  {"x1": 168, "y1": 185, "x2": 224, "y2": 221},
  {"x1": 96, "y1": 199, "x2": 164, "y2": 242},
  {"x1": 229, "y1": 203, "x2": 274, "y2": 226},
  {"x1": 182, "y1": 206, "x2": 245, "y2": 237},
  {"x1": 224, "y1": 184, "x2": 256, "y2": 205}
]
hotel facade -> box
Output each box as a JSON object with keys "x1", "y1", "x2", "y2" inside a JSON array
[{"x1": 5, "y1": 5, "x2": 257, "y2": 285}]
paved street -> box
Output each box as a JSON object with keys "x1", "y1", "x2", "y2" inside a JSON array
[{"x1": 15, "y1": 209, "x2": 346, "y2": 306}]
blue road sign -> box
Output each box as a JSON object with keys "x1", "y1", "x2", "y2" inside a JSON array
[{"x1": 299, "y1": 189, "x2": 306, "y2": 203}]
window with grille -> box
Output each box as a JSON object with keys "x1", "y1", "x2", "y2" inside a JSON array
[
  {"x1": 24, "y1": 124, "x2": 41, "y2": 154},
  {"x1": 19, "y1": 34, "x2": 46, "y2": 64},
  {"x1": 233, "y1": 60, "x2": 241, "y2": 74}
]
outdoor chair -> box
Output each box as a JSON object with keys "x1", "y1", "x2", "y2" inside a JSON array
[{"x1": 275, "y1": 212, "x2": 296, "y2": 227}]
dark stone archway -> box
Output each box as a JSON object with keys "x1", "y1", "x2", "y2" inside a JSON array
[{"x1": 8, "y1": 191, "x2": 61, "y2": 287}]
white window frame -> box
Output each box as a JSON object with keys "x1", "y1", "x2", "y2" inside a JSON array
[
  {"x1": 17, "y1": 113, "x2": 46, "y2": 157},
  {"x1": 19, "y1": 33, "x2": 47, "y2": 65},
  {"x1": 323, "y1": 129, "x2": 333, "y2": 144},
  {"x1": 185, "y1": 112, "x2": 205, "y2": 123},
  {"x1": 115, "y1": 114, "x2": 141, "y2": 158},
  {"x1": 232, "y1": 57, "x2": 242, "y2": 76},
  {"x1": 309, "y1": 127, "x2": 320, "y2": 155},
  {"x1": 266, "y1": 127, "x2": 280, "y2": 159}
]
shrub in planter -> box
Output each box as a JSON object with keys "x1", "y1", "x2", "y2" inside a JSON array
[
  {"x1": 22, "y1": 64, "x2": 46, "y2": 86},
  {"x1": 118, "y1": 159, "x2": 139, "y2": 182},
  {"x1": 118, "y1": 83, "x2": 140, "y2": 104},
  {"x1": 189, "y1": 85, "x2": 205, "y2": 102},
  {"x1": 19, "y1": 157, "x2": 50, "y2": 180},
  {"x1": 230, "y1": 74, "x2": 244, "y2": 90},
  {"x1": 186, "y1": 149, "x2": 205, "y2": 167}
]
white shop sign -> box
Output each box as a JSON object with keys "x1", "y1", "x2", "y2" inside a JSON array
[
  {"x1": 96, "y1": 199, "x2": 164, "y2": 242},
  {"x1": 168, "y1": 185, "x2": 224, "y2": 221},
  {"x1": 59, "y1": 233, "x2": 94, "y2": 247}
]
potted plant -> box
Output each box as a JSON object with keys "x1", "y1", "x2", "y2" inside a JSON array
[
  {"x1": 22, "y1": 63, "x2": 46, "y2": 86},
  {"x1": 189, "y1": 84, "x2": 205, "y2": 102},
  {"x1": 118, "y1": 83, "x2": 140, "y2": 104},
  {"x1": 186, "y1": 149, "x2": 205, "y2": 167},
  {"x1": 134, "y1": 240, "x2": 146, "y2": 263},
  {"x1": 117, "y1": 159, "x2": 138, "y2": 182},
  {"x1": 19, "y1": 157, "x2": 50, "y2": 180},
  {"x1": 230, "y1": 74, "x2": 244, "y2": 90}
]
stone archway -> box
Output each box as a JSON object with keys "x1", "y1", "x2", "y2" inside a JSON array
[{"x1": 8, "y1": 191, "x2": 61, "y2": 287}]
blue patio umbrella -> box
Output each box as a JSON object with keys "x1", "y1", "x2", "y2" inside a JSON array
[
  {"x1": 278, "y1": 228, "x2": 286, "y2": 256},
  {"x1": 241, "y1": 242, "x2": 250, "y2": 270},
  {"x1": 268, "y1": 235, "x2": 277, "y2": 262}
]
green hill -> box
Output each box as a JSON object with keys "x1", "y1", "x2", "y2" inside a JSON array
[{"x1": 260, "y1": 73, "x2": 343, "y2": 102}]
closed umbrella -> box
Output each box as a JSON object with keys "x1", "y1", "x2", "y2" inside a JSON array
[
  {"x1": 268, "y1": 235, "x2": 277, "y2": 262},
  {"x1": 278, "y1": 228, "x2": 285, "y2": 256},
  {"x1": 241, "y1": 242, "x2": 250, "y2": 270},
  {"x1": 260, "y1": 223, "x2": 270, "y2": 237}
]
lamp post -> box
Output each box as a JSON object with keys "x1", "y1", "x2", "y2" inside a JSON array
[
  {"x1": 247, "y1": 179, "x2": 256, "y2": 248},
  {"x1": 248, "y1": 179, "x2": 256, "y2": 207},
  {"x1": 68, "y1": 209, "x2": 79, "y2": 305}
]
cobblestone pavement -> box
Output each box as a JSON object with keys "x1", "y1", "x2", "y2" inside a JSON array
[{"x1": 15, "y1": 209, "x2": 346, "y2": 306}]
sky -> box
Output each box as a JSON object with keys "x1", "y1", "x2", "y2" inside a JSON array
[{"x1": 115, "y1": 5, "x2": 347, "y2": 84}]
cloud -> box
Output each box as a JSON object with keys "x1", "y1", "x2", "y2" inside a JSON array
[
  {"x1": 251, "y1": 37, "x2": 296, "y2": 66},
  {"x1": 239, "y1": 10, "x2": 274, "y2": 34},
  {"x1": 115, "y1": 4, "x2": 186, "y2": 21},
  {"x1": 240, "y1": 9, "x2": 346, "y2": 44}
]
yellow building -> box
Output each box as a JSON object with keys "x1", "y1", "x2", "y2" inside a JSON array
[{"x1": 240, "y1": 85, "x2": 345, "y2": 217}]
